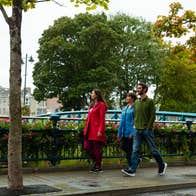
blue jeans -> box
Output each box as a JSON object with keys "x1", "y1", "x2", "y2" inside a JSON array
[{"x1": 130, "y1": 129, "x2": 164, "y2": 172}]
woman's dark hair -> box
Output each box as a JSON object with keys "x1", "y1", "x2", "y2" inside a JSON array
[
  {"x1": 93, "y1": 89, "x2": 104, "y2": 102},
  {"x1": 89, "y1": 89, "x2": 106, "y2": 108},
  {"x1": 127, "y1": 92, "x2": 137, "y2": 101}
]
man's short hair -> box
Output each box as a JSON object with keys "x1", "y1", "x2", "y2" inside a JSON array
[{"x1": 138, "y1": 82, "x2": 148, "y2": 93}]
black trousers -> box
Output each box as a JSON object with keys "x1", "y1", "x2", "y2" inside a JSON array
[{"x1": 120, "y1": 137, "x2": 133, "y2": 166}]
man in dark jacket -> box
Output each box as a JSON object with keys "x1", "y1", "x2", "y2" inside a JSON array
[{"x1": 121, "y1": 82, "x2": 167, "y2": 177}]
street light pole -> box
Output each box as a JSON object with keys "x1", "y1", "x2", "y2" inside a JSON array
[
  {"x1": 22, "y1": 54, "x2": 34, "y2": 105},
  {"x1": 23, "y1": 54, "x2": 28, "y2": 105}
]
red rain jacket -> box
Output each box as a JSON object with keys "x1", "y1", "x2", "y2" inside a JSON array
[{"x1": 84, "y1": 101, "x2": 107, "y2": 143}]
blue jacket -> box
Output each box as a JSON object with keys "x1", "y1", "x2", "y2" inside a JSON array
[{"x1": 117, "y1": 105, "x2": 136, "y2": 137}]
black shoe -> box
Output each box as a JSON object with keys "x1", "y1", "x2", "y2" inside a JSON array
[
  {"x1": 90, "y1": 167, "x2": 103, "y2": 173},
  {"x1": 121, "y1": 168, "x2": 135, "y2": 177},
  {"x1": 158, "y1": 162, "x2": 167, "y2": 176},
  {"x1": 89, "y1": 165, "x2": 96, "y2": 173}
]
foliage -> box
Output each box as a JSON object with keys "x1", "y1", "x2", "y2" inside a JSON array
[
  {"x1": 153, "y1": 122, "x2": 189, "y2": 133},
  {"x1": 154, "y1": 122, "x2": 192, "y2": 159},
  {"x1": 58, "y1": 120, "x2": 86, "y2": 131},
  {"x1": 23, "y1": 119, "x2": 53, "y2": 130},
  {"x1": 191, "y1": 124, "x2": 196, "y2": 132},
  {"x1": 0, "y1": 118, "x2": 53, "y2": 130},
  {"x1": 22, "y1": 105, "x2": 30, "y2": 116},
  {"x1": 71, "y1": 0, "x2": 109, "y2": 10},
  {"x1": 33, "y1": 13, "x2": 121, "y2": 109},
  {"x1": 1, "y1": 118, "x2": 196, "y2": 162},
  {"x1": 0, "y1": 0, "x2": 109, "y2": 11},
  {"x1": 153, "y1": 3, "x2": 196, "y2": 112},
  {"x1": 108, "y1": 14, "x2": 168, "y2": 105},
  {"x1": 0, "y1": 117, "x2": 10, "y2": 129},
  {"x1": 155, "y1": 45, "x2": 196, "y2": 112},
  {"x1": 33, "y1": 13, "x2": 168, "y2": 109},
  {"x1": 2, "y1": 118, "x2": 192, "y2": 133},
  {"x1": 153, "y1": 2, "x2": 196, "y2": 39}
]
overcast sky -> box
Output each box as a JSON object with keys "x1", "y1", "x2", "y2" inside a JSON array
[{"x1": 0, "y1": 0, "x2": 195, "y2": 90}]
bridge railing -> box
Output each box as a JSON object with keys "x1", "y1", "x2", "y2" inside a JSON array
[
  {"x1": 0, "y1": 111, "x2": 196, "y2": 166},
  {"x1": 39, "y1": 110, "x2": 196, "y2": 123}
]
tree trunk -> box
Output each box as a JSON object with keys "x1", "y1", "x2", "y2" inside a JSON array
[{"x1": 8, "y1": 0, "x2": 23, "y2": 190}]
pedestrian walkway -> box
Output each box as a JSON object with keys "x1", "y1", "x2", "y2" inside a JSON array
[{"x1": 1, "y1": 165, "x2": 196, "y2": 195}]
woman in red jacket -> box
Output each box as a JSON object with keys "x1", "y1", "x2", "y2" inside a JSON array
[{"x1": 83, "y1": 89, "x2": 107, "y2": 173}]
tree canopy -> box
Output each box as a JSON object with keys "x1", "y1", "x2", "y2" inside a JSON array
[
  {"x1": 33, "y1": 13, "x2": 166, "y2": 109},
  {"x1": 157, "y1": 45, "x2": 196, "y2": 112},
  {"x1": 153, "y1": 2, "x2": 196, "y2": 39},
  {"x1": 153, "y1": 2, "x2": 196, "y2": 112},
  {"x1": 33, "y1": 13, "x2": 121, "y2": 109},
  {"x1": 0, "y1": 0, "x2": 109, "y2": 11},
  {"x1": 108, "y1": 14, "x2": 167, "y2": 106}
]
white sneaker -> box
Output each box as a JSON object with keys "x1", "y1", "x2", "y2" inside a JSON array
[
  {"x1": 121, "y1": 169, "x2": 135, "y2": 177},
  {"x1": 158, "y1": 162, "x2": 167, "y2": 176}
]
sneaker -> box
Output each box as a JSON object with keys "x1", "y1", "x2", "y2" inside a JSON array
[
  {"x1": 94, "y1": 168, "x2": 103, "y2": 173},
  {"x1": 121, "y1": 169, "x2": 135, "y2": 177},
  {"x1": 89, "y1": 165, "x2": 96, "y2": 173},
  {"x1": 158, "y1": 162, "x2": 167, "y2": 176},
  {"x1": 90, "y1": 167, "x2": 103, "y2": 173}
]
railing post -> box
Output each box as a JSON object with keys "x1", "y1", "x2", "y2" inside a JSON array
[
  {"x1": 187, "y1": 120, "x2": 193, "y2": 158},
  {"x1": 111, "y1": 111, "x2": 119, "y2": 124},
  {"x1": 160, "y1": 114, "x2": 167, "y2": 121},
  {"x1": 179, "y1": 115, "x2": 185, "y2": 121},
  {"x1": 186, "y1": 120, "x2": 193, "y2": 130},
  {"x1": 50, "y1": 114, "x2": 60, "y2": 166},
  {"x1": 77, "y1": 112, "x2": 81, "y2": 124}
]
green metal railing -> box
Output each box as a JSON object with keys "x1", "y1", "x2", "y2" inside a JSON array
[{"x1": 0, "y1": 110, "x2": 196, "y2": 166}]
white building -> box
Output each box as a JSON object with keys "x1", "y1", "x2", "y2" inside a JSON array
[
  {"x1": 0, "y1": 86, "x2": 47, "y2": 116},
  {"x1": 0, "y1": 86, "x2": 9, "y2": 115}
]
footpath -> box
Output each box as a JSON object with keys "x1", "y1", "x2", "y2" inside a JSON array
[{"x1": 1, "y1": 163, "x2": 196, "y2": 196}]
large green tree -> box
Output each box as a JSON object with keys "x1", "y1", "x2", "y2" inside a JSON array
[
  {"x1": 34, "y1": 13, "x2": 167, "y2": 109},
  {"x1": 0, "y1": 0, "x2": 109, "y2": 190},
  {"x1": 157, "y1": 46, "x2": 196, "y2": 112},
  {"x1": 153, "y1": 2, "x2": 196, "y2": 112},
  {"x1": 108, "y1": 14, "x2": 167, "y2": 106},
  {"x1": 33, "y1": 13, "x2": 121, "y2": 109}
]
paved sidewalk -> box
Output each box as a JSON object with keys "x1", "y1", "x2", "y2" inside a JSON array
[{"x1": 1, "y1": 165, "x2": 196, "y2": 195}]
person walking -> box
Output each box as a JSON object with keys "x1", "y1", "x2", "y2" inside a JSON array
[
  {"x1": 121, "y1": 82, "x2": 167, "y2": 177},
  {"x1": 117, "y1": 92, "x2": 137, "y2": 167},
  {"x1": 83, "y1": 89, "x2": 107, "y2": 173}
]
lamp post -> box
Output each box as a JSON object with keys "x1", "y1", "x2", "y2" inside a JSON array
[{"x1": 22, "y1": 54, "x2": 34, "y2": 105}]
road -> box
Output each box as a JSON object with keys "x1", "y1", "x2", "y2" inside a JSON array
[{"x1": 137, "y1": 188, "x2": 196, "y2": 196}]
